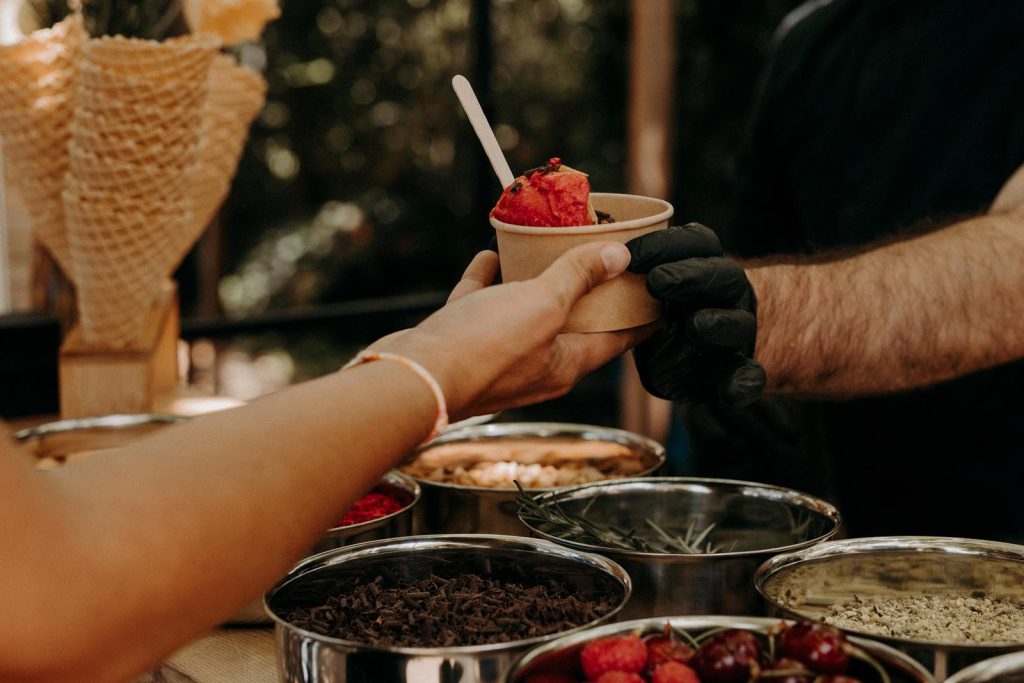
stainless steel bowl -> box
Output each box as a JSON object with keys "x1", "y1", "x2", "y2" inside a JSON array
[
  {"x1": 264, "y1": 534, "x2": 631, "y2": 683},
  {"x1": 756, "y1": 537, "x2": 1024, "y2": 681},
  {"x1": 506, "y1": 615, "x2": 934, "y2": 683},
  {"x1": 405, "y1": 423, "x2": 666, "y2": 537},
  {"x1": 14, "y1": 413, "x2": 188, "y2": 465},
  {"x1": 946, "y1": 652, "x2": 1024, "y2": 683},
  {"x1": 519, "y1": 477, "x2": 841, "y2": 618},
  {"x1": 311, "y1": 470, "x2": 421, "y2": 554}
]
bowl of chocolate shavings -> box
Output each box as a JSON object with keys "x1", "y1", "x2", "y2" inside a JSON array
[{"x1": 264, "y1": 534, "x2": 631, "y2": 683}]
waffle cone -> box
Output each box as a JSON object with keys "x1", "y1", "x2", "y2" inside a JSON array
[
  {"x1": 65, "y1": 33, "x2": 219, "y2": 347},
  {"x1": 193, "y1": 56, "x2": 266, "y2": 232},
  {"x1": 0, "y1": 15, "x2": 86, "y2": 276}
]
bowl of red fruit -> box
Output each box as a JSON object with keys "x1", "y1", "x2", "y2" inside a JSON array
[{"x1": 506, "y1": 616, "x2": 934, "y2": 683}]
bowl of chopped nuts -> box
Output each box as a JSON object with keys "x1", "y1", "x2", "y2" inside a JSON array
[
  {"x1": 401, "y1": 422, "x2": 665, "y2": 536},
  {"x1": 518, "y1": 477, "x2": 842, "y2": 619},
  {"x1": 756, "y1": 537, "x2": 1024, "y2": 681}
]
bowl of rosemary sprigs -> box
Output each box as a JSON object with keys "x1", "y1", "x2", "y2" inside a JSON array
[{"x1": 516, "y1": 477, "x2": 841, "y2": 619}]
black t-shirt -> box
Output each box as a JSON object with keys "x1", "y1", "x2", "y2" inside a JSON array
[{"x1": 690, "y1": 0, "x2": 1024, "y2": 539}]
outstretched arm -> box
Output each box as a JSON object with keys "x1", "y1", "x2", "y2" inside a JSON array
[
  {"x1": 747, "y1": 206, "x2": 1024, "y2": 397},
  {"x1": 0, "y1": 242, "x2": 644, "y2": 683}
]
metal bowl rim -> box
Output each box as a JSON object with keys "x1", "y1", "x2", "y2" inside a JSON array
[
  {"x1": 944, "y1": 650, "x2": 1024, "y2": 683},
  {"x1": 320, "y1": 470, "x2": 422, "y2": 536},
  {"x1": 264, "y1": 533, "x2": 632, "y2": 655},
  {"x1": 754, "y1": 535, "x2": 1024, "y2": 652},
  {"x1": 517, "y1": 476, "x2": 842, "y2": 559},
  {"x1": 403, "y1": 422, "x2": 667, "y2": 494},
  {"x1": 13, "y1": 413, "x2": 188, "y2": 442},
  {"x1": 506, "y1": 615, "x2": 934, "y2": 683}
]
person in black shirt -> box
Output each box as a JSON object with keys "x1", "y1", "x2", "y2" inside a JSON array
[{"x1": 625, "y1": 0, "x2": 1024, "y2": 540}]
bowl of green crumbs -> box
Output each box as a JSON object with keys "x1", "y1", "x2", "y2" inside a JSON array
[{"x1": 756, "y1": 537, "x2": 1024, "y2": 681}]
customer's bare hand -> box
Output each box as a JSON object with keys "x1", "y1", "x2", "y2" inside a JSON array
[{"x1": 376, "y1": 242, "x2": 654, "y2": 419}]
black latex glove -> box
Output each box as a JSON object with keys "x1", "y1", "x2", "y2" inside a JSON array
[{"x1": 626, "y1": 223, "x2": 766, "y2": 406}]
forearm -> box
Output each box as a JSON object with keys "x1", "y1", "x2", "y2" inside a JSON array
[
  {"x1": 1, "y1": 362, "x2": 436, "y2": 682},
  {"x1": 747, "y1": 209, "x2": 1024, "y2": 397},
  {"x1": 0, "y1": 240, "x2": 636, "y2": 681}
]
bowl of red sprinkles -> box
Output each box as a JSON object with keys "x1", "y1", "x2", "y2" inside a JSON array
[{"x1": 311, "y1": 470, "x2": 420, "y2": 554}]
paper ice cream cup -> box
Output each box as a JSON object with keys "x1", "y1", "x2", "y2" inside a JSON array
[{"x1": 490, "y1": 192, "x2": 673, "y2": 333}]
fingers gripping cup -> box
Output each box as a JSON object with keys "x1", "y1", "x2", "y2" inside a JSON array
[{"x1": 491, "y1": 191, "x2": 673, "y2": 333}]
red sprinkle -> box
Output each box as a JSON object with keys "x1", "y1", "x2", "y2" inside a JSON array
[{"x1": 337, "y1": 489, "x2": 406, "y2": 526}]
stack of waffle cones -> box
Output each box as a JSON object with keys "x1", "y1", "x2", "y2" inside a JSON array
[
  {"x1": 0, "y1": 17, "x2": 267, "y2": 348},
  {"x1": 0, "y1": 15, "x2": 85, "y2": 277}
]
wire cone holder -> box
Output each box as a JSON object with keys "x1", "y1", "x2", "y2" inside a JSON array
[
  {"x1": 0, "y1": 18, "x2": 267, "y2": 415},
  {"x1": 66, "y1": 32, "x2": 219, "y2": 348}
]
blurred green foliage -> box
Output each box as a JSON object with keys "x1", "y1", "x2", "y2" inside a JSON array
[{"x1": 221, "y1": 0, "x2": 633, "y2": 316}]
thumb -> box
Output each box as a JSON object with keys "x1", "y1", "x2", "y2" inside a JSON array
[{"x1": 536, "y1": 241, "x2": 631, "y2": 311}]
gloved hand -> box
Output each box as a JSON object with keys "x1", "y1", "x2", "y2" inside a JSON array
[{"x1": 625, "y1": 223, "x2": 766, "y2": 406}]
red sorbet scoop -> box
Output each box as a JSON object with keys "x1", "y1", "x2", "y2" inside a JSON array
[{"x1": 490, "y1": 158, "x2": 598, "y2": 227}]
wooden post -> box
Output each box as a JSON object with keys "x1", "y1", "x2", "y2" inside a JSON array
[
  {"x1": 59, "y1": 280, "x2": 180, "y2": 417},
  {"x1": 621, "y1": 0, "x2": 676, "y2": 441}
]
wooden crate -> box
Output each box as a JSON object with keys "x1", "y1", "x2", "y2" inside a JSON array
[{"x1": 59, "y1": 280, "x2": 180, "y2": 418}]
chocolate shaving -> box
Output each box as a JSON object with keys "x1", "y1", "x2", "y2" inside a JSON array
[{"x1": 284, "y1": 572, "x2": 616, "y2": 648}]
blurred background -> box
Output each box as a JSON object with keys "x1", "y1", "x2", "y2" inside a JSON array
[{"x1": 14, "y1": 0, "x2": 805, "y2": 446}]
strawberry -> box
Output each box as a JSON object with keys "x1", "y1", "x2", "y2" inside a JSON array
[
  {"x1": 580, "y1": 635, "x2": 649, "y2": 679},
  {"x1": 653, "y1": 661, "x2": 701, "y2": 683},
  {"x1": 593, "y1": 673, "x2": 645, "y2": 683},
  {"x1": 646, "y1": 632, "x2": 695, "y2": 669}
]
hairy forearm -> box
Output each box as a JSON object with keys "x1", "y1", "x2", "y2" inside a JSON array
[
  {"x1": 0, "y1": 363, "x2": 436, "y2": 682},
  {"x1": 747, "y1": 209, "x2": 1024, "y2": 397}
]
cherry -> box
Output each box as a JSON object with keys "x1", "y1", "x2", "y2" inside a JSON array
[
  {"x1": 777, "y1": 623, "x2": 850, "y2": 674},
  {"x1": 816, "y1": 676, "x2": 863, "y2": 683},
  {"x1": 692, "y1": 629, "x2": 763, "y2": 683}
]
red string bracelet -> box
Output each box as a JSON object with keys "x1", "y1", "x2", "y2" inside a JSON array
[{"x1": 342, "y1": 350, "x2": 449, "y2": 444}]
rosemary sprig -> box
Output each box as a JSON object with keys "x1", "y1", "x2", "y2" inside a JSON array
[{"x1": 515, "y1": 483, "x2": 729, "y2": 554}]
